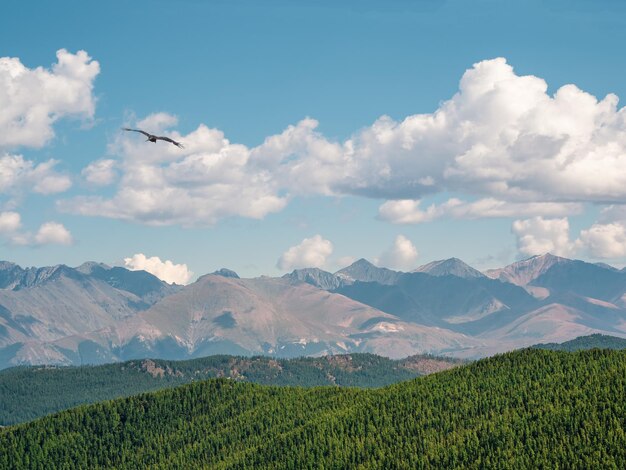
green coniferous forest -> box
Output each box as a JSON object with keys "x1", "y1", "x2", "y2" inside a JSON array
[
  {"x1": 0, "y1": 353, "x2": 461, "y2": 426},
  {"x1": 1, "y1": 348, "x2": 625, "y2": 468},
  {"x1": 533, "y1": 333, "x2": 626, "y2": 352}
]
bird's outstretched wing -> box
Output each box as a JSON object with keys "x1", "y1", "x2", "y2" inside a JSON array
[
  {"x1": 122, "y1": 127, "x2": 151, "y2": 138},
  {"x1": 156, "y1": 135, "x2": 184, "y2": 148}
]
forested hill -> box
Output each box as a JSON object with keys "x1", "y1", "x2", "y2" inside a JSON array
[
  {"x1": 0, "y1": 353, "x2": 461, "y2": 425},
  {"x1": 534, "y1": 333, "x2": 626, "y2": 351},
  {"x1": 2, "y1": 349, "x2": 625, "y2": 468}
]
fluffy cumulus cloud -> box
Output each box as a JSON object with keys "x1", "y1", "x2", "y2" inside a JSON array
[
  {"x1": 0, "y1": 211, "x2": 21, "y2": 234},
  {"x1": 578, "y1": 222, "x2": 626, "y2": 258},
  {"x1": 512, "y1": 217, "x2": 576, "y2": 257},
  {"x1": 0, "y1": 50, "x2": 98, "y2": 248},
  {"x1": 60, "y1": 114, "x2": 288, "y2": 225},
  {"x1": 0, "y1": 154, "x2": 71, "y2": 196},
  {"x1": 376, "y1": 235, "x2": 419, "y2": 270},
  {"x1": 2, "y1": 216, "x2": 73, "y2": 246},
  {"x1": 81, "y1": 159, "x2": 117, "y2": 186},
  {"x1": 277, "y1": 235, "x2": 333, "y2": 271},
  {"x1": 61, "y1": 58, "x2": 626, "y2": 229},
  {"x1": 248, "y1": 57, "x2": 626, "y2": 206},
  {"x1": 0, "y1": 49, "x2": 99, "y2": 149},
  {"x1": 123, "y1": 253, "x2": 194, "y2": 285},
  {"x1": 33, "y1": 222, "x2": 73, "y2": 245}
]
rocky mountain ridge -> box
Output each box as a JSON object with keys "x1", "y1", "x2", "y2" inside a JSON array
[{"x1": 1, "y1": 254, "x2": 625, "y2": 368}]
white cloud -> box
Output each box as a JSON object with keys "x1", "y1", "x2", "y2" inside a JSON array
[
  {"x1": 0, "y1": 154, "x2": 71, "y2": 196},
  {"x1": 33, "y1": 222, "x2": 73, "y2": 246},
  {"x1": 378, "y1": 198, "x2": 583, "y2": 224},
  {"x1": 59, "y1": 115, "x2": 287, "y2": 225},
  {"x1": 123, "y1": 253, "x2": 193, "y2": 285},
  {"x1": 376, "y1": 235, "x2": 418, "y2": 270},
  {"x1": 81, "y1": 159, "x2": 117, "y2": 186},
  {"x1": 62, "y1": 58, "x2": 626, "y2": 227},
  {"x1": 512, "y1": 217, "x2": 575, "y2": 257},
  {"x1": 249, "y1": 57, "x2": 626, "y2": 206},
  {"x1": 0, "y1": 214, "x2": 73, "y2": 246},
  {"x1": 578, "y1": 223, "x2": 626, "y2": 258},
  {"x1": 0, "y1": 211, "x2": 21, "y2": 233},
  {"x1": 277, "y1": 235, "x2": 333, "y2": 270},
  {"x1": 0, "y1": 49, "x2": 99, "y2": 149}
]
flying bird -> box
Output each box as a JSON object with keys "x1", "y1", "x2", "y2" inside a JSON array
[{"x1": 122, "y1": 128, "x2": 184, "y2": 148}]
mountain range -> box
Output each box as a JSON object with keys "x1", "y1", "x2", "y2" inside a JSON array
[{"x1": 1, "y1": 253, "x2": 626, "y2": 368}]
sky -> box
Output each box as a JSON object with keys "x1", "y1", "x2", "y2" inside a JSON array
[{"x1": 1, "y1": 0, "x2": 626, "y2": 283}]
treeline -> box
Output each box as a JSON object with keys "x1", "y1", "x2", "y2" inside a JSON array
[
  {"x1": 0, "y1": 353, "x2": 460, "y2": 425},
  {"x1": 1, "y1": 348, "x2": 625, "y2": 468}
]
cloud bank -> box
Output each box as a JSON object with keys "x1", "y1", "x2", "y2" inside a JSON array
[{"x1": 62, "y1": 57, "x2": 626, "y2": 231}]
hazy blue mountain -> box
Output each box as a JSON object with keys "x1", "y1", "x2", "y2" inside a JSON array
[
  {"x1": 595, "y1": 262, "x2": 620, "y2": 272},
  {"x1": 212, "y1": 268, "x2": 240, "y2": 279},
  {"x1": 0, "y1": 261, "x2": 180, "y2": 369},
  {"x1": 413, "y1": 257, "x2": 486, "y2": 279},
  {"x1": 3, "y1": 254, "x2": 626, "y2": 368},
  {"x1": 335, "y1": 258, "x2": 402, "y2": 285},
  {"x1": 0, "y1": 262, "x2": 25, "y2": 289},
  {"x1": 0, "y1": 263, "x2": 84, "y2": 290},
  {"x1": 282, "y1": 268, "x2": 346, "y2": 290},
  {"x1": 335, "y1": 272, "x2": 539, "y2": 333},
  {"x1": 531, "y1": 258, "x2": 626, "y2": 303},
  {"x1": 77, "y1": 261, "x2": 181, "y2": 302},
  {"x1": 484, "y1": 253, "x2": 626, "y2": 304},
  {"x1": 67, "y1": 274, "x2": 477, "y2": 364},
  {"x1": 484, "y1": 253, "x2": 567, "y2": 287}
]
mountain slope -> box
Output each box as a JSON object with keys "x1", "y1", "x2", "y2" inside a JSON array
[
  {"x1": 2, "y1": 349, "x2": 624, "y2": 468},
  {"x1": 484, "y1": 253, "x2": 566, "y2": 286},
  {"x1": 282, "y1": 267, "x2": 345, "y2": 290},
  {"x1": 44, "y1": 274, "x2": 481, "y2": 365},
  {"x1": 335, "y1": 272, "x2": 539, "y2": 331},
  {"x1": 531, "y1": 259, "x2": 626, "y2": 302},
  {"x1": 0, "y1": 262, "x2": 178, "y2": 368},
  {"x1": 3, "y1": 255, "x2": 626, "y2": 368}
]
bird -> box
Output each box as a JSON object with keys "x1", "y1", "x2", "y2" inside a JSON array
[{"x1": 122, "y1": 127, "x2": 184, "y2": 148}]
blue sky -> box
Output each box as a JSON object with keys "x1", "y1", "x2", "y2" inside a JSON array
[{"x1": 1, "y1": 0, "x2": 626, "y2": 282}]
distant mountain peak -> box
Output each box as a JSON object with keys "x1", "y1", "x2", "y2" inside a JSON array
[
  {"x1": 352, "y1": 258, "x2": 375, "y2": 267},
  {"x1": 527, "y1": 253, "x2": 564, "y2": 262},
  {"x1": 335, "y1": 258, "x2": 401, "y2": 285},
  {"x1": 282, "y1": 268, "x2": 344, "y2": 290},
  {"x1": 413, "y1": 258, "x2": 485, "y2": 279},
  {"x1": 76, "y1": 261, "x2": 112, "y2": 274},
  {"x1": 484, "y1": 253, "x2": 568, "y2": 286},
  {"x1": 212, "y1": 268, "x2": 240, "y2": 279}
]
